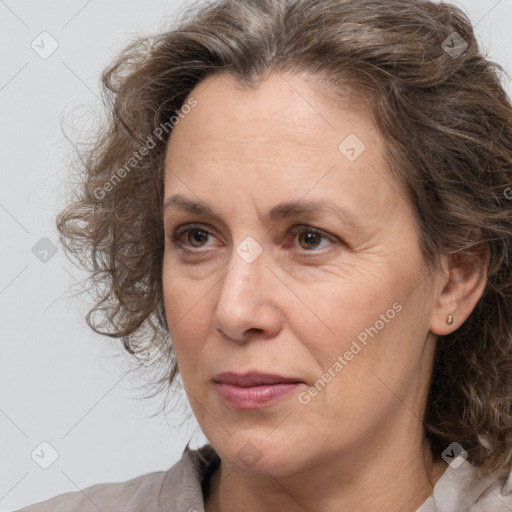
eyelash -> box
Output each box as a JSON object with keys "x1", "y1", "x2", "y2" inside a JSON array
[{"x1": 166, "y1": 223, "x2": 339, "y2": 255}]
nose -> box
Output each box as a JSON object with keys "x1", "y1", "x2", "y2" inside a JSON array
[{"x1": 213, "y1": 240, "x2": 283, "y2": 343}]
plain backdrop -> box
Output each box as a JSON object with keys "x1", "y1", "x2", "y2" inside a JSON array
[{"x1": 1, "y1": 0, "x2": 511, "y2": 510}]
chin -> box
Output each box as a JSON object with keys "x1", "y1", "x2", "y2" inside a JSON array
[{"x1": 217, "y1": 430, "x2": 314, "y2": 477}]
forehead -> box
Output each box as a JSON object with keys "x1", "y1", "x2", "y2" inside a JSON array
[
  {"x1": 169, "y1": 72, "x2": 375, "y2": 148},
  {"x1": 163, "y1": 72, "x2": 403, "y2": 221}
]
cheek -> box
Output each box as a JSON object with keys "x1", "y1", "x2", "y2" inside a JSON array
[
  {"x1": 295, "y1": 253, "x2": 427, "y2": 386},
  {"x1": 294, "y1": 264, "x2": 400, "y2": 355},
  {"x1": 162, "y1": 269, "x2": 211, "y2": 376},
  {"x1": 304, "y1": 274, "x2": 431, "y2": 418}
]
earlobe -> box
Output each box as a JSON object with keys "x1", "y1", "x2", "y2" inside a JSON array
[{"x1": 430, "y1": 244, "x2": 489, "y2": 336}]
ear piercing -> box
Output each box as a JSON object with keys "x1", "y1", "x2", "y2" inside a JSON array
[{"x1": 447, "y1": 314, "x2": 453, "y2": 325}]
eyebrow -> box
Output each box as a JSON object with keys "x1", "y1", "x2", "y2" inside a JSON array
[{"x1": 163, "y1": 194, "x2": 360, "y2": 228}]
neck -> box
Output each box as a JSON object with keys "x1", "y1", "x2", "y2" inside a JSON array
[{"x1": 205, "y1": 424, "x2": 447, "y2": 512}]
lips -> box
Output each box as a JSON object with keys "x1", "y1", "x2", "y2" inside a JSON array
[
  {"x1": 213, "y1": 371, "x2": 304, "y2": 409},
  {"x1": 213, "y1": 371, "x2": 303, "y2": 387}
]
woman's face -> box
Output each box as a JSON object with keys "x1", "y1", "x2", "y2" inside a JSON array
[{"x1": 162, "y1": 72, "x2": 442, "y2": 476}]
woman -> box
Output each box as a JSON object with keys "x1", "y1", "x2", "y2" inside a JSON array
[{"x1": 18, "y1": 0, "x2": 512, "y2": 510}]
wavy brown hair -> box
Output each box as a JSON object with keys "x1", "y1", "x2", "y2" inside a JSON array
[{"x1": 57, "y1": 0, "x2": 512, "y2": 475}]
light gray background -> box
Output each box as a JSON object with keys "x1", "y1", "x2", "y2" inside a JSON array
[{"x1": 1, "y1": 0, "x2": 511, "y2": 510}]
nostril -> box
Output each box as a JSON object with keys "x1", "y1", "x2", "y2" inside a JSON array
[{"x1": 216, "y1": 326, "x2": 264, "y2": 343}]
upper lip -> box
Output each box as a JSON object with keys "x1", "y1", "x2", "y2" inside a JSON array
[{"x1": 213, "y1": 371, "x2": 303, "y2": 387}]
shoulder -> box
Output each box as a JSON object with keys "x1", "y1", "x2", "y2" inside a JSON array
[
  {"x1": 418, "y1": 457, "x2": 512, "y2": 512},
  {"x1": 467, "y1": 461, "x2": 512, "y2": 511},
  {"x1": 15, "y1": 444, "x2": 219, "y2": 512}
]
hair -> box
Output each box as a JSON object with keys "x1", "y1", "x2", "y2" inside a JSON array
[{"x1": 57, "y1": 0, "x2": 512, "y2": 475}]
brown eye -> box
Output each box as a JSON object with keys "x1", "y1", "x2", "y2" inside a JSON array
[
  {"x1": 167, "y1": 224, "x2": 217, "y2": 251},
  {"x1": 298, "y1": 231, "x2": 323, "y2": 250},
  {"x1": 291, "y1": 226, "x2": 334, "y2": 252},
  {"x1": 186, "y1": 229, "x2": 210, "y2": 247}
]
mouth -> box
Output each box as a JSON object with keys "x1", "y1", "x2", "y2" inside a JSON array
[{"x1": 213, "y1": 371, "x2": 305, "y2": 409}]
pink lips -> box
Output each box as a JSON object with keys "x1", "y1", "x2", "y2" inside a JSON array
[{"x1": 213, "y1": 371, "x2": 303, "y2": 409}]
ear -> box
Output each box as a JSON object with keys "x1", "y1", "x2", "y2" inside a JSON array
[{"x1": 430, "y1": 243, "x2": 490, "y2": 336}]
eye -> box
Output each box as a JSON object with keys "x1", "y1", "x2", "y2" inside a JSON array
[
  {"x1": 167, "y1": 224, "x2": 217, "y2": 250},
  {"x1": 289, "y1": 225, "x2": 335, "y2": 251},
  {"x1": 166, "y1": 223, "x2": 337, "y2": 254}
]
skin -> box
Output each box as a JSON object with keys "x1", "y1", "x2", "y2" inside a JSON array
[{"x1": 161, "y1": 72, "x2": 488, "y2": 512}]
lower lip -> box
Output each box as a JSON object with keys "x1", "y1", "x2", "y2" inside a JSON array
[{"x1": 215, "y1": 382, "x2": 302, "y2": 409}]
